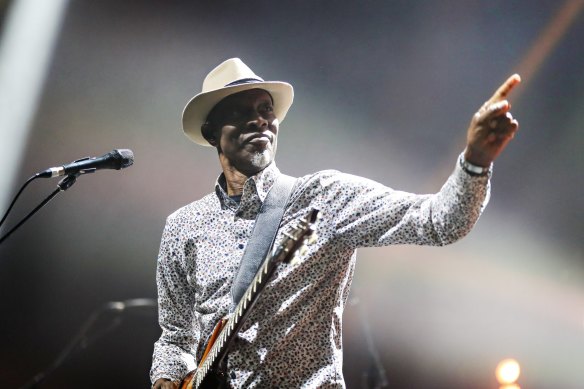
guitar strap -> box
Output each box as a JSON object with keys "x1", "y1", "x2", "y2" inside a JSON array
[{"x1": 229, "y1": 173, "x2": 297, "y2": 312}]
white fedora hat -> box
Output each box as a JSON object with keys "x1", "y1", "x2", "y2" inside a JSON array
[{"x1": 182, "y1": 58, "x2": 294, "y2": 146}]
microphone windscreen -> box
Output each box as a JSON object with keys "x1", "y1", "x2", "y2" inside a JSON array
[{"x1": 113, "y1": 149, "x2": 134, "y2": 169}]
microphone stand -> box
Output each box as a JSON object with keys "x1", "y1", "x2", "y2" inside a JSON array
[
  {"x1": 18, "y1": 298, "x2": 156, "y2": 389},
  {"x1": 0, "y1": 173, "x2": 81, "y2": 245},
  {"x1": 349, "y1": 295, "x2": 389, "y2": 389}
]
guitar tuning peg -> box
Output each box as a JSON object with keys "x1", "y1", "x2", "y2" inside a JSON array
[
  {"x1": 299, "y1": 245, "x2": 308, "y2": 256},
  {"x1": 290, "y1": 254, "x2": 301, "y2": 266},
  {"x1": 308, "y1": 233, "x2": 318, "y2": 245}
]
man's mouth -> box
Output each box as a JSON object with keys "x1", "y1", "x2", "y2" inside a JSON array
[{"x1": 246, "y1": 133, "x2": 272, "y2": 145}]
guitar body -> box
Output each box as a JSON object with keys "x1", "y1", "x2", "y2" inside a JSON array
[
  {"x1": 179, "y1": 319, "x2": 229, "y2": 389},
  {"x1": 179, "y1": 370, "x2": 227, "y2": 389},
  {"x1": 178, "y1": 209, "x2": 319, "y2": 389}
]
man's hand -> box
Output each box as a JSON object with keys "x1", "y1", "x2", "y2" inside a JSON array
[
  {"x1": 153, "y1": 378, "x2": 179, "y2": 389},
  {"x1": 465, "y1": 74, "x2": 521, "y2": 167}
]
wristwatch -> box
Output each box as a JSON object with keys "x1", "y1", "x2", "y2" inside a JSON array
[{"x1": 458, "y1": 152, "x2": 491, "y2": 176}]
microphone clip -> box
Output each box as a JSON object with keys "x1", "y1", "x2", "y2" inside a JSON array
[{"x1": 57, "y1": 173, "x2": 81, "y2": 192}]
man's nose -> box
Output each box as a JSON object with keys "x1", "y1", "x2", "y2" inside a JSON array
[{"x1": 248, "y1": 111, "x2": 269, "y2": 128}]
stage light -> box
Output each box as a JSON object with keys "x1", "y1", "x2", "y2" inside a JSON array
[{"x1": 496, "y1": 358, "x2": 521, "y2": 385}]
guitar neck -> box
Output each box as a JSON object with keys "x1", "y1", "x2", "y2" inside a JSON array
[{"x1": 193, "y1": 243, "x2": 286, "y2": 387}]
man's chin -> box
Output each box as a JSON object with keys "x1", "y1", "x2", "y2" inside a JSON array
[{"x1": 250, "y1": 150, "x2": 273, "y2": 170}]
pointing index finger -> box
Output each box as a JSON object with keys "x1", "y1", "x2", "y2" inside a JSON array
[{"x1": 489, "y1": 74, "x2": 521, "y2": 103}]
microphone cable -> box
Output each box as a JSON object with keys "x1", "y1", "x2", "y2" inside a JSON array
[
  {"x1": 0, "y1": 173, "x2": 79, "y2": 245},
  {"x1": 0, "y1": 174, "x2": 40, "y2": 228}
]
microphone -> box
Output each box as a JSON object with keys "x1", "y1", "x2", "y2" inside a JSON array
[
  {"x1": 103, "y1": 298, "x2": 157, "y2": 312},
  {"x1": 37, "y1": 149, "x2": 134, "y2": 178}
]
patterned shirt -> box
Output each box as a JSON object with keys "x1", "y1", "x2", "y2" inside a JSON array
[{"x1": 151, "y1": 158, "x2": 490, "y2": 388}]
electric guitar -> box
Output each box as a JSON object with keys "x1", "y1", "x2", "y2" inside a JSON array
[{"x1": 179, "y1": 208, "x2": 320, "y2": 389}]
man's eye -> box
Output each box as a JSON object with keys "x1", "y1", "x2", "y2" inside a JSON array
[{"x1": 262, "y1": 105, "x2": 274, "y2": 113}]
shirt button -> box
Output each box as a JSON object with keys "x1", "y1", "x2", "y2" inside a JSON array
[{"x1": 238, "y1": 243, "x2": 244, "y2": 249}]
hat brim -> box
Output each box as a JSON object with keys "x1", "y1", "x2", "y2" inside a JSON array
[{"x1": 182, "y1": 81, "x2": 294, "y2": 146}]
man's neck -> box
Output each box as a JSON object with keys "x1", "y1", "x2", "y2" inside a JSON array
[
  {"x1": 221, "y1": 165, "x2": 249, "y2": 196},
  {"x1": 218, "y1": 154, "x2": 273, "y2": 196}
]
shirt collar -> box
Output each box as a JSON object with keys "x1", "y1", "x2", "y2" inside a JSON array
[{"x1": 214, "y1": 162, "x2": 281, "y2": 209}]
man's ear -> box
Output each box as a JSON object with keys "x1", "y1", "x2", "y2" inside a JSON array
[{"x1": 201, "y1": 122, "x2": 218, "y2": 147}]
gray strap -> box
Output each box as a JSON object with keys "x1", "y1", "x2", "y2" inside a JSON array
[{"x1": 230, "y1": 174, "x2": 296, "y2": 311}]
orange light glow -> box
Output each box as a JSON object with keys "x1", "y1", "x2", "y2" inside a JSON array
[
  {"x1": 513, "y1": 0, "x2": 584, "y2": 100},
  {"x1": 499, "y1": 385, "x2": 521, "y2": 389}
]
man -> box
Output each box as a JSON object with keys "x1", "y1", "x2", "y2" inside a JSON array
[{"x1": 151, "y1": 58, "x2": 520, "y2": 388}]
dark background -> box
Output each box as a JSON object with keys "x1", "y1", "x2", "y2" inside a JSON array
[{"x1": 0, "y1": 1, "x2": 582, "y2": 388}]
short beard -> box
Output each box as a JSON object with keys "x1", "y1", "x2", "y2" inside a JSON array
[{"x1": 249, "y1": 150, "x2": 272, "y2": 170}]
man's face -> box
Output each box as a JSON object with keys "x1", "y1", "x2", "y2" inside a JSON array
[{"x1": 208, "y1": 89, "x2": 279, "y2": 175}]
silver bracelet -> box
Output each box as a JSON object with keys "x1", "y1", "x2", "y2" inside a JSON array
[{"x1": 459, "y1": 152, "x2": 491, "y2": 176}]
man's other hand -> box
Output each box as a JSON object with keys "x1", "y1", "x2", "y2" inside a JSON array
[
  {"x1": 153, "y1": 378, "x2": 179, "y2": 389},
  {"x1": 465, "y1": 74, "x2": 521, "y2": 167}
]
